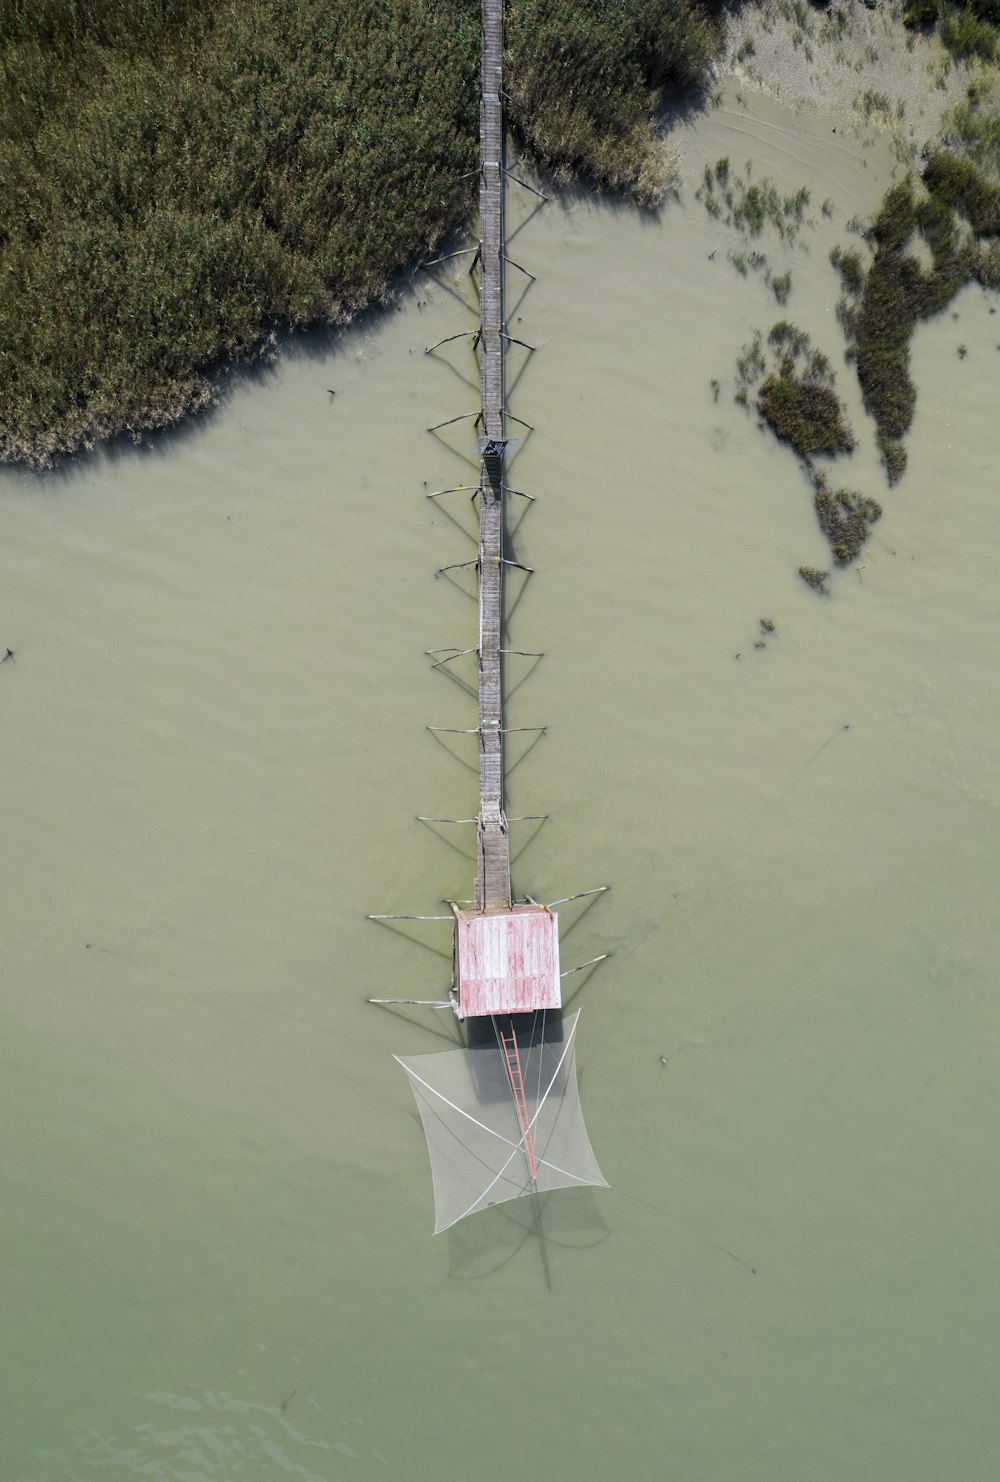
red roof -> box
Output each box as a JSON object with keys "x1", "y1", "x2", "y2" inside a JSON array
[{"x1": 456, "y1": 906, "x2": 561, "y2": 1017}]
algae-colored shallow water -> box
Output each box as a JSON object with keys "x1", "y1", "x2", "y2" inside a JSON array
[{"x1": 2, "y1": 86, "x2": 999, "y2": 1480}]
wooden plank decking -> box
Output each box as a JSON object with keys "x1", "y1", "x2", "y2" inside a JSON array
[{"x1": 475, "y1": 0, "x2": 511, "y2": 912}]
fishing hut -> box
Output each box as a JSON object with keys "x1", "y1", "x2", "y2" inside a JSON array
[
  {"x1": 454, "y1": 904, "x2": 561, "y2": 1018},
  {"x1": 368, "y1": 0, "x2": 608, "y2": 1233}
]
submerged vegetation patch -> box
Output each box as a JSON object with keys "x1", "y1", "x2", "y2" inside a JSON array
[
  {"x1": 699, "y1": 158, "x2": 811, "y2": 302},
  {"x1": 799, "y1": 565, "x2": 831, "y2": 594},
  {"x1": 757, "y1": 376, "x2": 854, "y2": 456},
  {"x1": 731, "y1": 320, "x2": 874, "y2": 575},
  {"x1": 711, "y1": 10, "x2": 1000, "y2": 603},
  {"x1": 697, "y1": 158, "x2": 814, "y2": 243},
  {"x1": 757, "y1": 320, "x2": 854, "y2": 458},
  {"x1": 836, "y1": 154, "x2": 1000, "y2": 482}
]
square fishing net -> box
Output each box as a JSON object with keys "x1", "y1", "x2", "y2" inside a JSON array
[{"x1": 396, "y1": 1011, "x2": 608, "y2": 1233}]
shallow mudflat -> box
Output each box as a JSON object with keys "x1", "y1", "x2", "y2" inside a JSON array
[{"x1": 2, "y1": 76, "x2": 999, "y2": 1482}]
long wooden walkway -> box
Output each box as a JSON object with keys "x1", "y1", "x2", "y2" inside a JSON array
[{"x1": 475, "y1": 0, "x2": 510, "y2": 912}]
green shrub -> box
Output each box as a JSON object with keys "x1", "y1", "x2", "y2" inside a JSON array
[{"x1": 976, "y1": 242, "x2": 1000, "y2": 287}]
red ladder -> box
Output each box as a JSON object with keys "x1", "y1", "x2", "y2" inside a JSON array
[{"x1": 498, "y1": 1026, "x2": 538, "y2": 1181}]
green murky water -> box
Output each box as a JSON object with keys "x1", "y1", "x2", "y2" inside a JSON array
[{"x1": 3, "y1": 87, "x2": 999, "y2": 1480}]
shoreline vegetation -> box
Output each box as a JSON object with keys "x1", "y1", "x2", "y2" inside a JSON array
[
  {"x1": 3, "y1": 0, "x2": 999, "y2": 496},
  {"x1": 0, "y1": 0, "x2": 718, "y2": 468}
]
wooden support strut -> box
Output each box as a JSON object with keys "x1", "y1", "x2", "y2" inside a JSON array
[
  {"x1": 425, "y1": 330, "x2": 478, "y2": 354},
  {"x1": 420, "y1": 245, "x2": 480, "y2": 269}
]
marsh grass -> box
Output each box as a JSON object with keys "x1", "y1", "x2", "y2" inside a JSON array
[
  {"x1": 904, "y1": 0, "x2": 1000, "y2": 61},
  {"x1": 756, "y1": 320, "x2": 853, "y2": 456},
  {"x1": 731, "y1": 319, "x2": 873, "y2": 570},
  {"x1": 697, "y1": 161, "x2": 813, "y2": 242},
  {"x1": 758, "y1": 376, "x2": 855, "y2": 455},
  {"x1": 842, "y1": 155, "x2": 1000, "y2": 482},
  {"x1": 0, "y1": 0, "x2": 482, "y2": 464},
  {"x1": 939, "y1": 5, "x2": 999, "y2": 59},
  {"x1": 799, "y1": 565, "x2": 831, "y2": 593},
  {"x1": 831, "y1": 244, "x2": 866, "y2": 293},
  {"x1": 504, "y1": 0, "x2": 720, "y2": 207},
  {"x1": 813, "y1": 474, "x2": 882, "y2": 565},
  {"x1": 771, "y1": 269, "x2": 792, "y2": 304},
  {"x1": 952, "y1": 85, "x2": 1000, "y2": 169},
  {"x1": 0, "y1": 0, "x2": 721, "y2": 464}
]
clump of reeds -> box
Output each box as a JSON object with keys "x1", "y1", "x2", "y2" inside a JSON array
[
  {"x1": 905, "y1": 0, "x2": 1000, "y2": 62},
  {"x1": 799, "y1": 566, "x2": 831, "y2": 593},
  {"x1": 951, "y1": 80, "x2": 1000, "y2": 172},
  {"x1": 505, "y1": 0, "x2": 721, "y2": 208},
  {"x1": 813, "y1": 474, "x2": 882, "y2": 565},
  {"x1": 758, "y1": 377, "x2": 854, "y2": 457},
  {"x1": 756, "y1": 321, "x2": 854, "y2": 458},
  {"x1": 1, "y1": 0, "x2": 723, "y2": 465},
  {"x1": 730, "y1": 319, "x2": 879, "y2": 576},
  {"x1": 696, "y1": 160, "x2": 814, "y2": 243},
  {"x1": 0, "y1": 0, "x2": 481, "y2": 465},
  {"x1": 838, "y1": 154, "x2": 1000, "y2": 483}
]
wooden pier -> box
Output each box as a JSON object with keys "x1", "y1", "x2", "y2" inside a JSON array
[
  {"x1": 475, "y1": 0, "x2": 510, "y2": 912},
  {"x1": 374, "y1": 2, "x2": 610, "y2": 1238},
  {"x1": 373, "y1": 0, "x2": 611, "y2": 1021}
]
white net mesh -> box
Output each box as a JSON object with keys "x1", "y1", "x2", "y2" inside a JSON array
[{"x1": 396, "y1": 1011, "x2": 608, "y2": 1234}]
